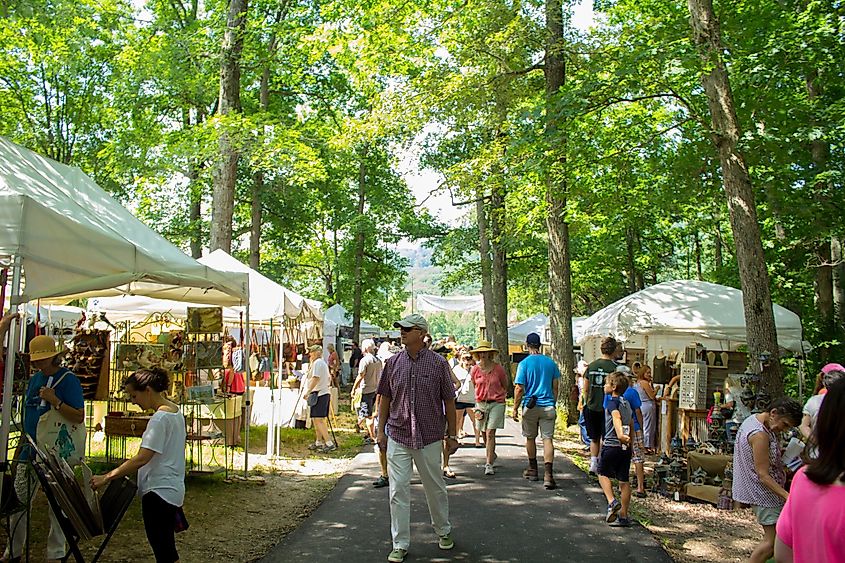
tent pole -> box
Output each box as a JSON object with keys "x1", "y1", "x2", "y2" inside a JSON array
[
  {"x1": 266, "y1": 318, "x2": 275, "y2": 458},
  {"x1": 244, "y1": 305, "x2": 250, "y2": 477},
  {"x1": 1, "y1": 256, "x2": 23, "y2": 500}
]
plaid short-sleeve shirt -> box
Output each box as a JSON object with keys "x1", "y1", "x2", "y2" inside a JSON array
[{"x1": 376, "y1": 347, "x2": 456, "y2": 449}]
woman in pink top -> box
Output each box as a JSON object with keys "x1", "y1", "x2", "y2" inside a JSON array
[
  {"x1": 471, "y1": 341, "x2": 508, "y2": 477},
  {"x1": 776, "y1": 374, "x2": 845, "y2": 563}
]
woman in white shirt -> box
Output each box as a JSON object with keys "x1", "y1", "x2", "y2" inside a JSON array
[{"x1": 92, "y1": 368, "x2": 187, "y2": 563}]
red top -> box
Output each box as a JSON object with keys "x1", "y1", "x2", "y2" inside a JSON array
[
  {"x1": 472, "y1": 363, "x2": 508, "y2": 403},
  {"x1": 376, "y1": 348, "x2": 456, "y2": 449}
]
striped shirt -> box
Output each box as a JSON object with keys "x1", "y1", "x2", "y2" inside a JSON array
[
  {"x1": 376, "y1": 347, "x2": 456, "y2": 449},
  {"x1": 732, "y1": 414, "x2": 786, "y2": 508}
]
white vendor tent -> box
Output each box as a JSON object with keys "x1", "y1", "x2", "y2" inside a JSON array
[
  {"x1": 323, "y1": 303, "x2": 383, "y2": 338},
  {"x1": 93, "y1": 249, "x2": 321, "y2": 324},
  {"x1": 416, "y1": 293, "x2": 484, "y2": 313},
  {"x1": 0, "y1": 136, "x2": 249, "y2": 306},
  {"x1": 1, "y1": 136, "x2": 250, "y2": 490},
  {"x1": 576, "y1": 280, "x2": 804, "y2": 361},
  {"x1": 508, "y1": 313, "x2": 588, "y2": 346}
]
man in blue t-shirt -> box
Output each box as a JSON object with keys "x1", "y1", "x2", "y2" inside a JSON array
[{"x1": 513, "y1": 333, "x2": 560, "y2": 490}]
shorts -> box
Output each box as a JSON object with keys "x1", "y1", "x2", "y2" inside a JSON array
[
  {"x1": 584, "y1": 408, "x2": 605, "y2": 442},
  {"x1": 358, "y1": 392, "x2": 376, "y2": 418},
  {"x1": 631, "y1": 429, "x2": 645, "y2": 464},
  {"x1": 475, "y1": 401, "x2": 506, "y2": 431},
  {"x1": 753, "y1": 505, "x2": 782, "y2": 526},
  {"x1": 455, "y1": 401, "x2": 475, "y2": 410},
  {"x1": 310, "y1": 393, "x2": 330, "y2": 418},
  {"x1": 521, "y1": 405, "x2": 557, "y2": 440},
  {"x1": 598, "y1": 446, "x2": 632, "y2": 482}
]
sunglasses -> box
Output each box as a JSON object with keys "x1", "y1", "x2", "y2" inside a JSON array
[{"x1": 399, "y1": 326, "x2": 419, "y2": 333}]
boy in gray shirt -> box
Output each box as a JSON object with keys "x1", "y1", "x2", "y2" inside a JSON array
[{"x1": 598, "y1": 372, "x2": 633, "y2": 526}]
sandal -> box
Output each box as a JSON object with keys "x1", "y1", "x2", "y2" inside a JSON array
[{"x1": 443, "y1": 468, "x2": 456, "y2": 479}]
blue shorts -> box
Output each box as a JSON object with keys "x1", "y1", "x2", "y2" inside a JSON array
[{"x1": 310, "y1": 393, "x2": 330, "y2": 418}]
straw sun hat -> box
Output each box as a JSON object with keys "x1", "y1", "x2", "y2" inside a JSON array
[
  {"x1": 28, "y1": 335, "x2": 67, "y2": 362},
  {"x1": 471, "y1": 340, "x2": 498, "y2": 354}
]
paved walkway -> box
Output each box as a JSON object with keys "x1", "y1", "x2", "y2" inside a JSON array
[{"x1": 257, "y1": 418, "x2": 672, "y2": 562}]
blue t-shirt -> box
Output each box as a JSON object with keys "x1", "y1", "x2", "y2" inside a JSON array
[
  {"x1": 603, "y1": 386, "x2": 642, "y2": 431},
  {"x1": 514, "y1": 354, "x2": 561, "y2": 408},
  {"x1": 22, "y1": 368, "x2": 84, "y2": 459}
]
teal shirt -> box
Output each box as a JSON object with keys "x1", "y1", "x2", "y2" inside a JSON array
[{"x1": 515, "y1": 354, "x2": 560, "y2": 408}]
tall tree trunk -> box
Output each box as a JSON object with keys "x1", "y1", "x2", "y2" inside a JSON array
[
  {"x1": 489, "y1": 179, "x2": 510, "y2": 383},
  {"x1": 832, "y1": 236, "x2": 845, "y2": 329},
  {"x1": 713, "y1": 212, "x2": 723, "y2": 272},
  {"x1": 183, "y1": 106, "x2": 204, "y2": 258},
  {"x1": 625, "y1": 226, "x2": 637, "y2": 292},
  {"x1": 351, "y1": 148, "x2": 367, "y2": 344},
  {"x1": 545, "y1": 0, "x2": 576, "y2": 421},
  {"x1": 694, "y1": 232, "x2": 703, "y2": 280},
  {"x1": 807, "y1": 68, "x2": 835, "y2": 357},
  {"x1": 688, "y1": 0, "x2": 784, "y2": 395},
  {"x1": 478, "y1": 194, "x2": 495, "y2": 341},
  {"x1": 210, "y1": 0, "x2": 248, "y2": 253}
]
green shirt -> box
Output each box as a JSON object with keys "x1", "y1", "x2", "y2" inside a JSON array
[{"x1": 586, "y1": 358, "x2": 617, "y2": 412}]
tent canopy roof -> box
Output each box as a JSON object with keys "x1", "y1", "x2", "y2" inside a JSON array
[
  {"x1": 93, "y1": 250, "x2": 321, "y2": 323},
  {"x1": 415, "y1": 294, "x2": 484, "y2": 313},
  {"x1": 0, "y1": 137, "x2": 248, "y2": 305},
  {"x1": 508, "y1": 313, "x2": 588, "y2": 345},
  {"x1": 324, "y1": 304, "x2": 382, "y2": 336},
  {"x1": 576, "y1": 280, "x2": 804, "y2": 353}
]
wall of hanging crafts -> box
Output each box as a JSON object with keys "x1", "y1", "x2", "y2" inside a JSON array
[{"x1": 68, "y1": 328, "x2": 110, "y2": 400}]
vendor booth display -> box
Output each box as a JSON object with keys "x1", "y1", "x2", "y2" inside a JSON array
[
  {"x1": 578, "y1": 280, "x2": 805, "y2": 454},
  {"x1": 1, "y1": 136, "x2": 248, "y2": 561},
  {"x1": 93, "y1": 249, "x2": 323, "y2": 458}
]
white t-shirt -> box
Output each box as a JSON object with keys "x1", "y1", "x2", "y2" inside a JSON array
[
  {"x1": 139, "y1": 409, "x2": 187, "y2": 507},
  {"x1": 358, "y1": 353, "x2": 382, "y2": 394},
  {"x1": 454, "y1": 365, "x2": 475, "y2": 404},
  {"x1": 803, "y1": 394, "x2": 825, "y2": 425},
  {"x1": 310, "y1": 358, "x2": 331, "y2": 396}
]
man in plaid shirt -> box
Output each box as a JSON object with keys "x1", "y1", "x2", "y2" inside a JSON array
[{"x1": 377, "y1": 314, "x2": 459, "y2": 563}]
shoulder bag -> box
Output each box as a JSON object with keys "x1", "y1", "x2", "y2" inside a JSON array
[{"x1": 36, "y1": 371, "x2": 86, "y2": 466}]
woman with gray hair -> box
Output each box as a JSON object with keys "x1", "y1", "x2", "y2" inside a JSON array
[{"x1": 352, "y1": 339, "x2": 382, "y2": 444}]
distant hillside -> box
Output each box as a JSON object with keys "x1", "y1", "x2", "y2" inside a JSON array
[
  {"x1": 398, "y1": 245, "x2": 433, "y2": 268},
  {"x1": 407, "y1": 266, "x2": 442, "y2": 294}
]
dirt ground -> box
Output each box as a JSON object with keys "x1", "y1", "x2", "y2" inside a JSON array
[
  {"x1": 2, "y1": 396, "x2": 366, "y2": 562},
  {"x1": 556, "y1": 426, "x2": 761, "y2": 563}
]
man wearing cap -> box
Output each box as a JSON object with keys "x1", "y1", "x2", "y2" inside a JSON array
[
  {"x1": 512, "y1": 332, "x2": 560, "y2": 489},
  {"x1": 376, "y1": 314, "x2": 458, "y2": 563},
  {"x1": 3, "y1": 334, "x2": 84, "y2": 562},
  {"x1": 352, "y1": 338, "x2": 382, "y2": 445},
  {"x1": 305, "y1": 344, "x2": 334, "y2": 452}
]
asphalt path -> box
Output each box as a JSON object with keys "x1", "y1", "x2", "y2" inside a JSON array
[{"x1": 257, "y1": 418, "x2": 672, "y2": 562}]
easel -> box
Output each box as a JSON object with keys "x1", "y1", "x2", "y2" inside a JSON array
[{"x1": 29, "y1": 448, "x2": 136, "y2": 563}]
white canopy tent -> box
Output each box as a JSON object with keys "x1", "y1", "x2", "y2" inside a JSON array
[
  {"x1": 507, "y1": 313, "x2": 588, "y2": 346},
  {"x1": 92, "y1": 249, "x2": 321, "y2": 324},
  {"x1": 415, "y1": 293, "x2": 484, "y2": 313},
  {"x1": 0, "y1": 137, "x2": 250, "y2": 495},
  {"x1": 577, "y1": 280, "x2": 805, "y2": 362},
  {"x1": 0, "y1": 137, "x2": 249, "y2": 306}
]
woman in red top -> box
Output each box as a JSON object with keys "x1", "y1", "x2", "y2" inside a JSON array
[{"x1": 471, "y1": 341, "x2": 508, "y2": 476}]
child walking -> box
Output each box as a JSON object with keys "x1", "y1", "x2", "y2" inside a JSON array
[{"x1": 597, "y1": 372, "x2": 633, "y2": 527}]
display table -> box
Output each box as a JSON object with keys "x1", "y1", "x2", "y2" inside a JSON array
[{"x1": 251, "y1": 387, "x2": 306, "y2": 427}]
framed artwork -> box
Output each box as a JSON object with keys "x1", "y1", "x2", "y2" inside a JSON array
[
  {"x1": 186, "y1": 307, "x2": 223, "y2": 334},
  {"x1": 653, "y1": 384, "x2": 665, "y2": 398},
  {"x1": 115, "y1": 343, "x2": 170, "y2": 371},
  {"x1": 184, "y1": 340, "x2": 224, "y2": 369}
]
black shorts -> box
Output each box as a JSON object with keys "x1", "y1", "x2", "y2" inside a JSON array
[
  {"x1": 584, "y1": 408, "x2": 605, "y2": 442},
  {"x1": 455, "y1": 401, "x2": 475, "y2": 410},
  {"x1": 598, "y1": 446, "x2": 632, "y2": 482},
  {"x1": 142, "y1": 492, "x2": 180, "y2": 563},
  {"x1": 358, "y1": 392, "x2": 376, "y2": 418},
  {"x1": 310, "y1": 393, "x2": 330, "y2": 418}
]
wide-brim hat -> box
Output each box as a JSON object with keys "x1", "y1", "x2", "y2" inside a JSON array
[
  {"x1": 471, "y1": 340, "x2": 498, "y2": 354},
  {"x1": 28, "y1": 335, "x2": 67, "y2": 361}
]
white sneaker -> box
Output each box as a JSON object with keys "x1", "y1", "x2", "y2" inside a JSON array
[{"x1": 484, "y1": 463, "x2": 495, "y2": 476}]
